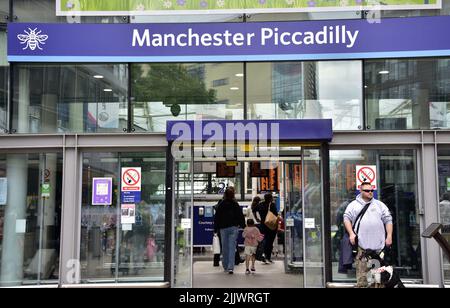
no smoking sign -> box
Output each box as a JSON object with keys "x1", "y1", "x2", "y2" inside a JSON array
[
  {"x1": 121, "y1": 167, "x2": 141, "y2": 192},
  {"x1": 356, "y1": 165, "x2": 377, "y2": 190}
]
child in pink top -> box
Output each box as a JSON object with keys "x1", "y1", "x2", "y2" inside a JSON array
[{"x1": 242, "y1": 219, "x2": 262, "y2": 274}]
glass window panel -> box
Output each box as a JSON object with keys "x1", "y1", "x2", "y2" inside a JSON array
[
  {"x1": 0, "y1": 1, "x2": 8, "y2": 18},
  {"x1": 248, "y1": 11, "x2": 360, "y2": 22},
  {"x1": 12, "y1": 64, "x2": 128, "y2": 134},
  {"x1": 0, "y1": 152, "x2": 63, "y2": 286},
  {"x1": 0, "y1": 29, "x2": 7, "y2": 133},
  {"x1": 14, "y1": 0, "x2": 126, "y2": 23},
  {"x1": 132, "y1": 63, "x2": 244, "y2": 133},
  {"x1": 81, "y1": 152, "x2": 166, "y2": 283},
  {"x1": 303, "y1": 148, "x2": 324, "y2": 287},
  {"x1": 191, "y1": 161, "x2": 242, "y2": 195},
  {"x1": 173, "y1": 161, "x2": 192, "y2": 287},
  {"x1": 365, "y1": 58, "x2": 450, "y2": 130},
  {"x1": 248, "y1": 61, "x2": 362, "y2": 130},
  {"x1": 131, "y1": 14, "x2": 241, "y2": 23},
  {"x1": 14, "y1": 0, "x2": 66, "y2": 23},
  {"x1": 283, "y1": 161, "x2": 304, "y2": 277},
  {"x1": 380, "y1": 0, "x2": 450, "y2": 17},
  {"x1": 330, "y1": 149, "x2": 421, "y2": 282},
  {"x1": 437, "y1": 146, "x2": 450, "y2": 282}
]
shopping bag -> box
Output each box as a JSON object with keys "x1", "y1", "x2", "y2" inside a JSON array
[
  {"x1": 265, "y1": 211, "x2": 278, "y2": 230},
  {"x1": 212, "y1": 234, "x2": 221, "y2": 254}
]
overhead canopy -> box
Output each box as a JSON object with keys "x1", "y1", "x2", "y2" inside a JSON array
[{"x1": 166, "y1": 119, "x2": 333, "y2": 142}]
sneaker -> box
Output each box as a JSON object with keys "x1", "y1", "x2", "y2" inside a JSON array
[
  {"x1": 251, "y1": 267, "x2": 256, "y2": 272},
  {"x1": 228, "y1": 270, "x2": 234, "y2": 274},
  {"x1": 245, "y1": 269, "x2": 250, "y2": 275}
]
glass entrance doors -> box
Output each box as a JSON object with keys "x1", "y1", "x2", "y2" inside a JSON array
[
  {"x1": 171, "y1": 145, "x2": 327, "y2": 288},
  {"x1": 281, "y1": 149, "x2": 324, "y2": 287},
  {"x1": 80, "y1": 152, "x2": 166, "y2": 283}
]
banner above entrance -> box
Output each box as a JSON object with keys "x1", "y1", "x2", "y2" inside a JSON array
[
  {"x1": 166, "y1": 119, "x2": 333, "y2": 142},
  {"x1": 8, "y1": 16, "x2": 450, "y2": 62},
  {"x1": 55, "y1": 0, "x2": 441, "y2": 16}
]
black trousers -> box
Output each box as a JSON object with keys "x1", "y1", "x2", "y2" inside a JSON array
[{"x1": 261, "y1": 224, "x2": 277, "y2": 261}]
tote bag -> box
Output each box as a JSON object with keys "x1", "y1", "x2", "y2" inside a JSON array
[{"x1": 265, "y1": 211, "x2": 278, "y2": 231}]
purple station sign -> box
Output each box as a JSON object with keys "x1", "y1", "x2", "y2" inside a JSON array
[
  {"x1": 7, "y1": 16, "x2": 450, "y2": 62},
  {"x1": 166, "y1": 119, "x2": 333, "y2": 142},
  {"x1": 92, "y1": 178, "x2": 112, "y2": 205}
]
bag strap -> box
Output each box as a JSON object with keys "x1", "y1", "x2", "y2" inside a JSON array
[{"x1": 353, "y1": 202, "x2": 371, "y2": 235}]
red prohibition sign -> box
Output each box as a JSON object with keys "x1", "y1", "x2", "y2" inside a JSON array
[
  {"x1": 123, "y1": 169, "x2": 140, "y2": 186},
  {"x1": 357, "y1": 167, "x2": 375, "y2": 184}
]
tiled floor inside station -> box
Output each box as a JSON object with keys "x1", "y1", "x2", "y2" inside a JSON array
[{"x1": 193, "y1": 258, "x2": 303, "y2": 288}]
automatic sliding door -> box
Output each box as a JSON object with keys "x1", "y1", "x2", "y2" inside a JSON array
[
  {"x1": 284, "y1": 160, "x2": 304, "y2": 287},
  {"x1": 172, "y1": 159, "x2": 193, "y2": 287},
  {"x1": 302, "y1": 149, "x2": 324, "y2": 287},
  {"x1": 283, "y1": 147, "x2": 325, "y2": 288}
]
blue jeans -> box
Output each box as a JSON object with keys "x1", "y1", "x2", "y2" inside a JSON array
[{"x1": 220, "y1": 226, "x2": 239, "y2": 271}]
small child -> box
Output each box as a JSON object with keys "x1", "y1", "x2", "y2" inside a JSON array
[{"x1": 242, "y1": 219, "x2": 262, "y2": 274}]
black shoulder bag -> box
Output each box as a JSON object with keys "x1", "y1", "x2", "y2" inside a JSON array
[{"x1": 351, "y1": 202, "x2": 371, "y2": 256}]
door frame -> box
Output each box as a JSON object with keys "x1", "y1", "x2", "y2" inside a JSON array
[{"x1": 166, "y1": 141, "x2": 332, "y2": 287}]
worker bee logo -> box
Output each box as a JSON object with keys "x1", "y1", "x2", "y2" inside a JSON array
[{"x1": 17, "y1": 28, "x2": 48, "y2": 51}]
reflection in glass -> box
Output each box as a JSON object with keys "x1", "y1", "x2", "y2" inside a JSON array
[
  {"x1": 13, "y1": 64, "x2": 128, "y2": 133},
  {"x1": 174, "y1": 161, "x2": 192, "y2": 287},
  {"x1": 284, "y1": 161, "x2": 304, "y2": 282},
  {"x1": 0, "y1": 153, "x2": 63, "y2": 286},
  {"x1": 330, "y1": 149, "x2": 421, "y2": 282},
  {"x1": 0, "y1": 30, "x2": 7, "y2": 133},
  {"x1": 248, "y1": 11, "x2": 360, "y2": 22},
  {"x1": 131, "y1": 14, "x2": 241, "y2": 23},
  {"x1": 132, "y1": 63, "x2": 244, "y2": 132},
  {"x1": 437, "y1": 147, "x2": 450, "y2": 282},
  {"x1": 380, "y1": 0, "x2": 450, "y2": 18},
  {"x1": 303, "y1": 149, "x2": 323, "y2": 287},
  {"x1": 247, "y1": 61, "x2": 362, "y2": 130},
  {"x1": 14, "y1": 0, "x2": 65, "y2": 22},
  {"x1": 13, "y1": 0, "x2": 126, "y2": 23},
  {"x1": 81, "y1": 152, "x2": 166, "y2": 283},
  {"x1": 365, "y1": 58, "x2": 450, "y2": 130},
  {"x1": 0, "y1": 2, "x2": 8, "y2": 16}
]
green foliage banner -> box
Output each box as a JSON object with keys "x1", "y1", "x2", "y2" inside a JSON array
[{"x1": 57, "y1": 0, "x2": 441, "y2": 15}]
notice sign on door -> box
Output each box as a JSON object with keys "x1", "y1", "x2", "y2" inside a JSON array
[
  {"x1": 121, "y1": 204, "x2": 136, "y2": 224},
  {"x1": 122, "y1": 168, "x2": 141, "y2": 191},
  {"x1": 356, "y1": 165, "x2": 377, "y2": 190},
  {"x1": 121, "y1": 167, "x2": 141, "y2": 203},
  {"x1": 92, "y1": 177, "x2": 112, "y2": 205}
]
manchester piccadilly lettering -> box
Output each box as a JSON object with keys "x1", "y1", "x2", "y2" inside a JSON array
[{"x1": 132, "y1": 25, "x2": 359, "y2": 49}]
